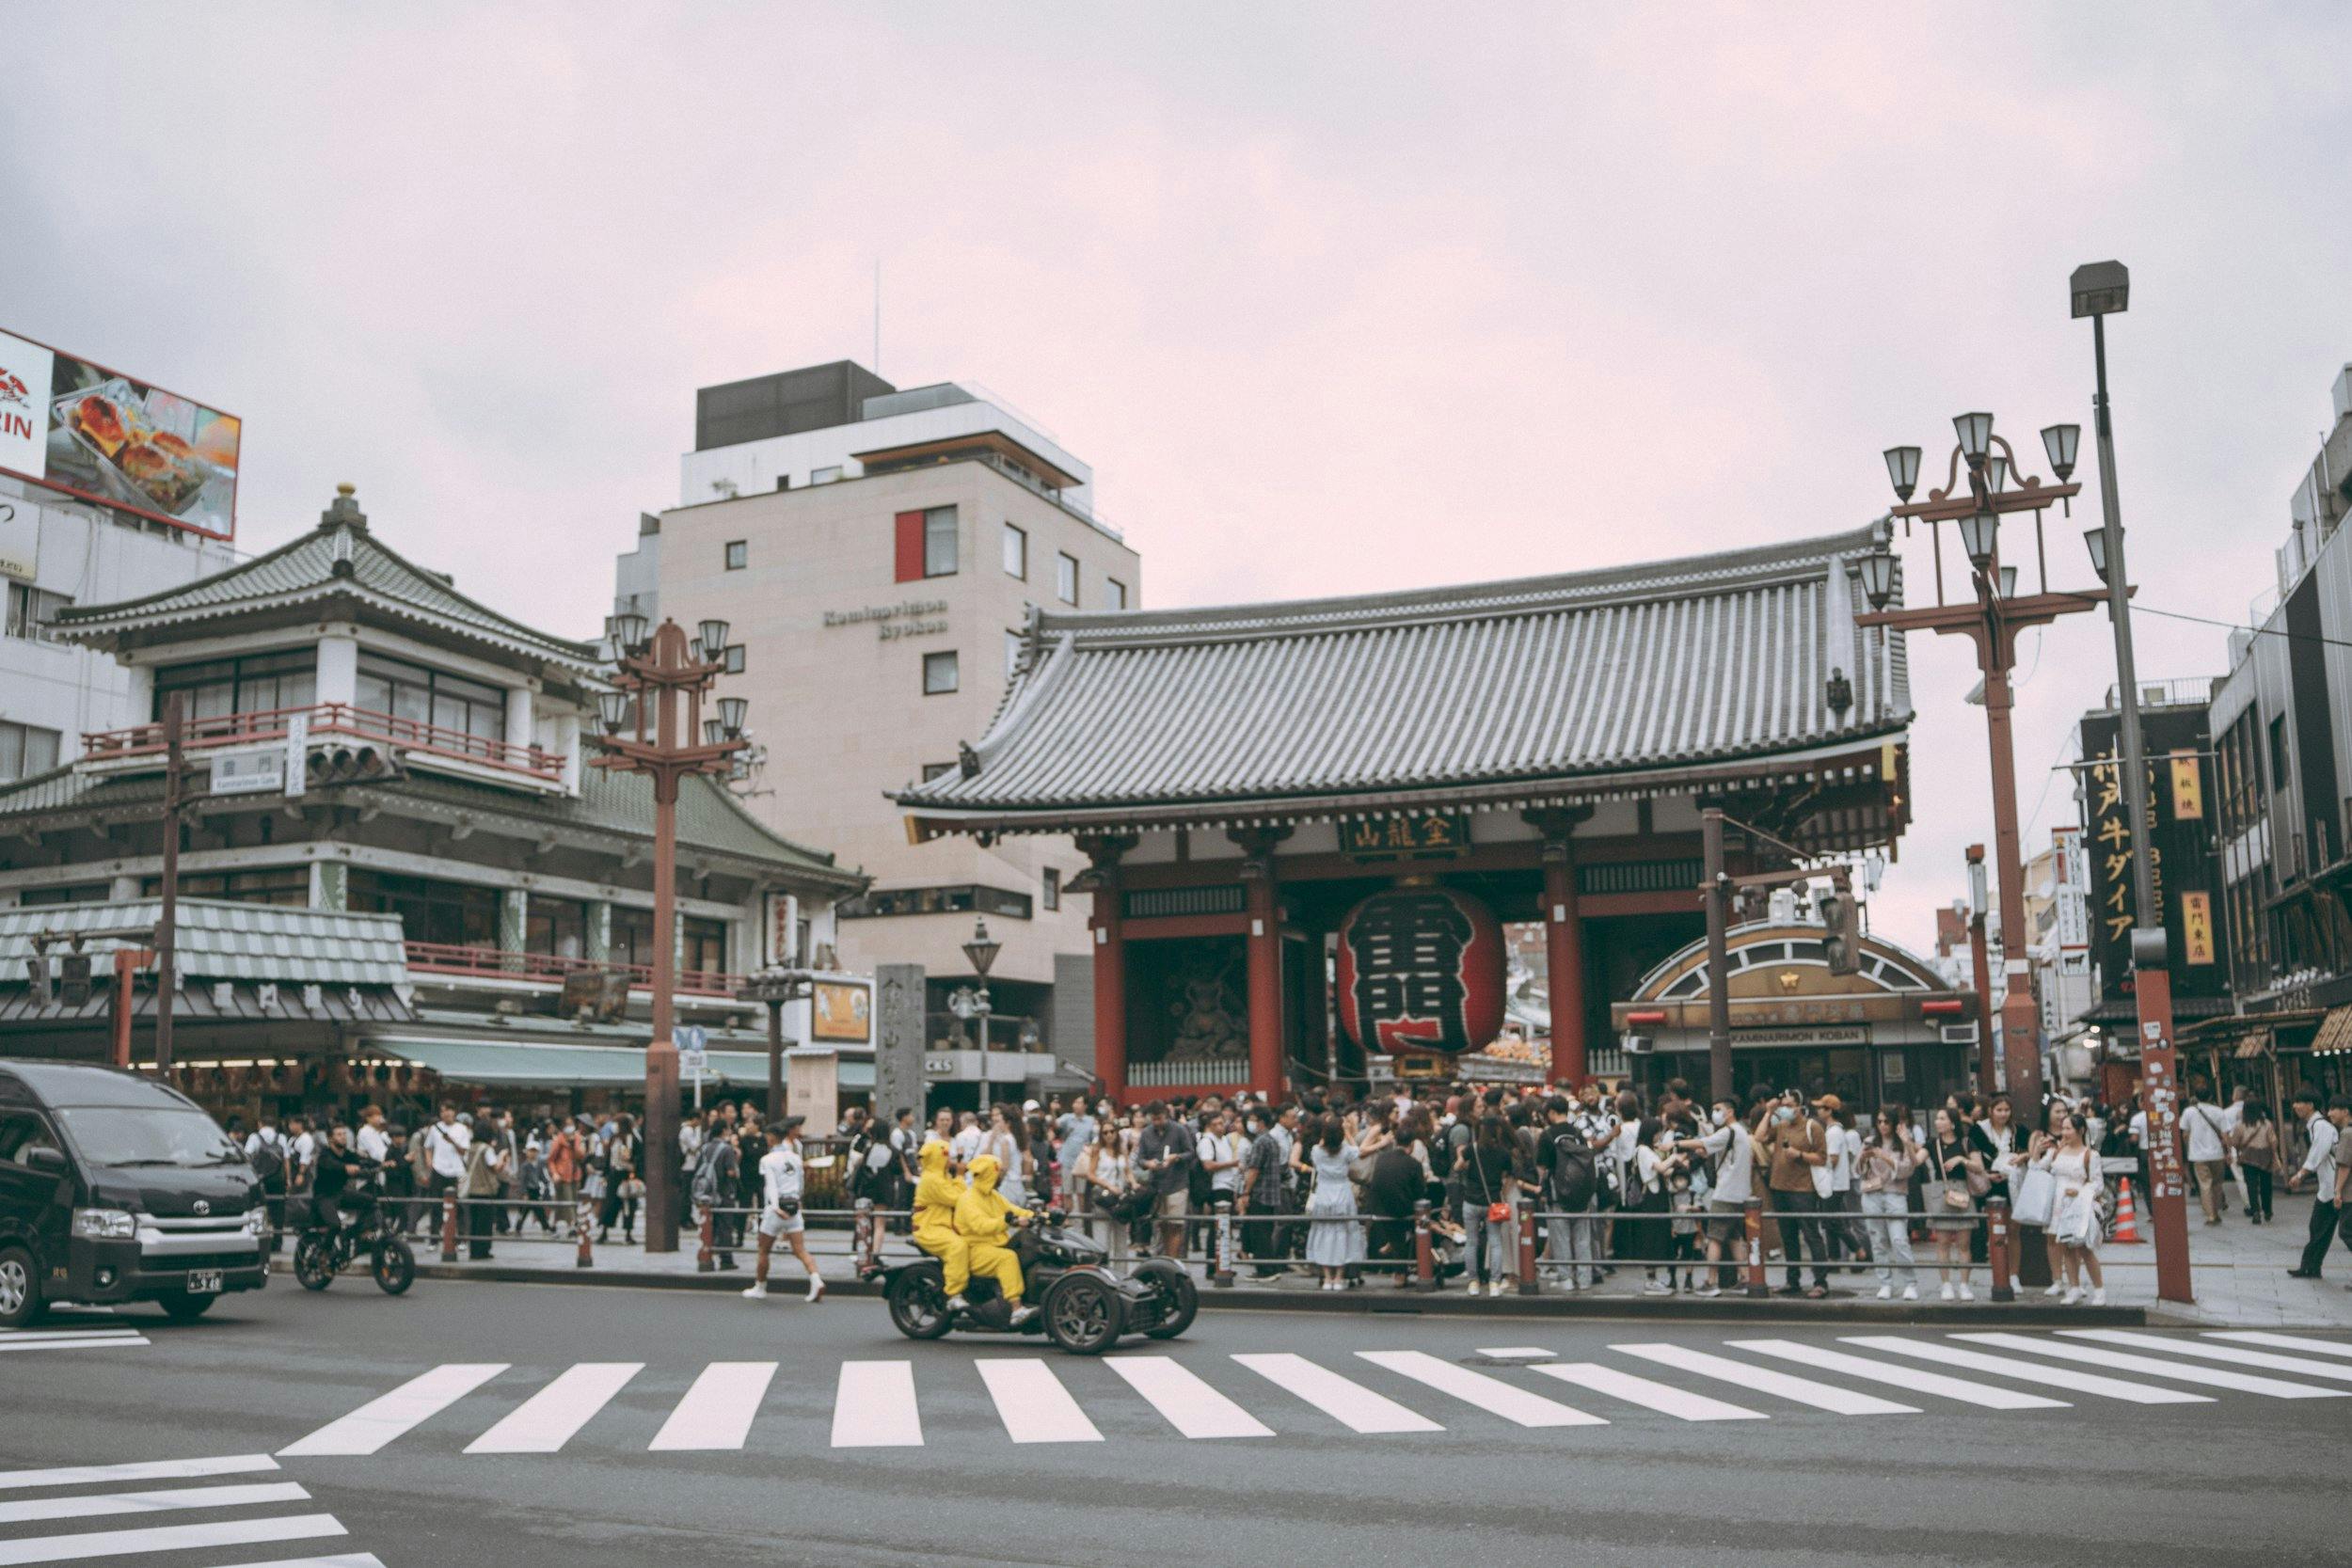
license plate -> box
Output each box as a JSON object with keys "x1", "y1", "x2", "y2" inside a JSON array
[{"x1": 184, "y1": 1271, "x2": 223, "y2": 1294}]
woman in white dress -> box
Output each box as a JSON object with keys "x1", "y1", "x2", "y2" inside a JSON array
[
  {"x1": 1295, "y1": 1117, "x2": 1364, "y2": 1291},
  {"x1": 1075, "y1": 1132, "x2": 1132, "y2": 1263},
  {"x1": 2030, "y1": 1112, "x2": 2106, "y2": 1306}
]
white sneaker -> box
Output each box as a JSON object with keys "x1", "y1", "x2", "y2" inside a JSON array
[
  {"x1": 1643, "y1": 1279, "x2": 1673, "y2": 1296},
  {"x1": 1493, "y1": 1280, "x2": 1511, "y2": 1298},
  {"x1": 740, "y1": 1281, "x2": 768, "y2": 1300},
  {"x1": 1939, "y1": 1282, "x2": 1956, "y2": 1301},
  {"x1": 1008, "y1": 1303, "x2": 1038, "y2": 1325},
  {"x1": 2044, "y1": 1282, "x2": 2063, "y2": 1298},
  {"x1": 806, "y1": 1275, "x2": 825, "y2": 1304},
  {"x1": 1957, "y1": 1281, "x2": 1975, "y2": 1302},
  {"x1": 1875, "y1": 1284, "x2": 1892, "y2": 1300},
  {"x1": 2090, "y1": 1287, "x2": 2106, "y2": 1306},
  {"x1": 2061, "y1": 1286, "x2": 2084, "y2": 1305},
  {"x1": 1900, "y1": 1285, "x2": 1919, "y2": 1301},
  {"x1": 946, "y1": 1294, "x2": 969, "y2": 1311}
]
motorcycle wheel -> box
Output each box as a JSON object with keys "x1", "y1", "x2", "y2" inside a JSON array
[
  {"x1": 293, "y1": 1234, "x2": 337, "y2": 1291},
  {"x1": 1134, "y1": 1258, "x2": 1200, "y2": 1339},
  {"x1": 1041, "y1": 1272, "x2": 1123, "y2": 1354},
  {"x1": 885, "y1": 1269, "x2": 954, "y2": 1339},
  {"x1": 373, "y1": 1236, "x2": 416, "y2": 1296}
]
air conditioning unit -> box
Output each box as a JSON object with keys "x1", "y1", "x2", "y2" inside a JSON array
[{"x1": 1621, "y1": 1035, "x2": 1652, "y2": 1055}]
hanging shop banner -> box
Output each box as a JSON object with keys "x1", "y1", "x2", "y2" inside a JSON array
[
  {"x1": 0, "y1": 326, "x2": 241, "y2": 541},
  {"x1": 1335, "y1": 882, "x2": 1506, "y2": 1055},
  {"x1": 2079, "y1": 709, "x2": 2224, "y2": 1003}
]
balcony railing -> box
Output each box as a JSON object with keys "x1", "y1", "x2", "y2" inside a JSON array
[
  {"x1": 404, "y1": 942, "x2": 740, "y2": 998},
  {"x1": 82, "y1": 704, "x2": 564, "y2": 784}
]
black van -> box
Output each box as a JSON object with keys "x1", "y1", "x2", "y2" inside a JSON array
[{"x1": 0, "y1": 1061, "x2": 267, "y2": 1326}]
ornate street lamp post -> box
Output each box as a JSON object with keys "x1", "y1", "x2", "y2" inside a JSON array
[
  {"x1": 591, "y1": 613, "x2": 744, "y2": 1253},
  {"x1": 952, "y1": 917, "x2": 1001, "y2": 1053},
  {"x1": 1860, "y1": 412, "x2": 2100, "y2": 1137}
]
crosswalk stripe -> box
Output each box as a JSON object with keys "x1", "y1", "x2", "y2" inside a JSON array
[
  {"x1": 0, "y1": 1338, "x2": 149, "y2": 1354},
  {"x1": 832, "y1": 1361, "x2": 923, "y2": 1449},
  {"x1": 2208, "y1": 1331, "x2": 2352, "y2": 1360},
  {"x1": 1528, "y1": 1362, "x2": 1767, "y2": 1422},
  {"x1": 976, "y1": 1359, "x2": 1103, "y2": 1444},
  {"x1": 1104, "y1": 1357, "x2": 1273, "y2": 1438},
  {"x1": 0, "y1": 1483, "x2": 310, "y2": 1527},
  {"x1": 648, "y1": 1363, "x2": 776, "y2": 1451},
  {"x1": 1356, "y1": 1351, "x2": 1605, "y2": 1428},
  {"x1": 2061, "y1": 1330, "x2": 2352, "y2": 1384},
  {"x1": 1611, "y1": 1344, "x2": 1919, "y2": 1415},
  {"x1": 1838, "y1": 1337, "x2": 2211, "y2": 1404},
  {"x1": 465, "y1": 1364, "x2": 642, "y2": 1453},
  {"x1": 1955, "y1": 1333, "x2": 2351, "y2": 1400},
  {"x1": 1474, "y1": 1347, "x2": 1554, "y2": 1360},
  {"x1": 0, "y1": 1513, "x2": 345, "y2": 1567},
  {"x1": 204, "y1": 1557, "x2": 384, "y2": 1568},
  {"x1": 0, "y1": 1329, "x2": 142, "y2": 1342},
  {"x1": 1725, "y1": 1339, "x2": 2069, "y2": 1410},
  {"x1": 1232, "y1": 1354, "x2": 1443, "y2": 1433},
  {"x1": 280, "y1": 1365, "x2": 510, "y2": 1457},
  {"x1": 0, "y1": 1457, "x2": 278, "y2": 1492}
]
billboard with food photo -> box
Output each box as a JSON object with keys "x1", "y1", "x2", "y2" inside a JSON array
[
  {"x1": 811, "y1": 980, "x2": 872, "y2": 1044},
  {"x1": 0, "y1": 327, "x2": 241, "y2": 541}
]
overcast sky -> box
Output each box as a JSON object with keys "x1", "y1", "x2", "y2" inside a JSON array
[{"x1": 7, "y1": 3, "x2": 2348, "y2": 956}]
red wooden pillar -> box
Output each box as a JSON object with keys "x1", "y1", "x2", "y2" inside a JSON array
[
  {"x1": 1092, "y1": 870, "x2": 1128, "y2": 1105},
  {"x1": 1234, "y1": 827, "x2": 1293, "y2": 1098},
  {"x1": 1527, "y1": 808, "x2": 1593, "y2": 1086}
]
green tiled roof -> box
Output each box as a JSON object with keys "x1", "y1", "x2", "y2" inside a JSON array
[{"x1": 52, "y1": 488, "x2": 600, "y2": 671}]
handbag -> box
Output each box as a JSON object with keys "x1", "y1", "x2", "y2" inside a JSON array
[
  {"x1": 2011, "y1": 1163, "x2": 2058, "y2": 1228},
  {"x1": 1486, "y1": 1200, "x2": 1512, "y2": 1225},
  {"x1": 1928, "y1": 1145, "x2": 1973, "y2": 1213}
]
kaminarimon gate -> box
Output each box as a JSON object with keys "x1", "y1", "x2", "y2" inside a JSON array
[{"x1": 896, "y1": 524, "x2": 1915, "y2": 1101}]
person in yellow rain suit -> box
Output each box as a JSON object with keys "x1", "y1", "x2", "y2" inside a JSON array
[
  {"x1": 911, "y1": 1139, "x2": 973, "y2": 1307},
  {"x1": 956, "y1": 1153, "x2": 1037, "y2": 1324}
]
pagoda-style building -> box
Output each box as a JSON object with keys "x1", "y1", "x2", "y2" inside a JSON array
[{"x1": 898, "y1": 524, "x2": 1914, "y2": 1100}]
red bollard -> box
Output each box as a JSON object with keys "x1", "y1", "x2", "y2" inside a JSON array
[
  {"x1": 1987, "y1": 1196, "x2": 2014, "y2": 1304},
  {"x1": 696, "y1": 1207, "x2": 715, "y2": 1274},
  {"x1": 1516, "y1": 1196, "x2": 1539, "y2": 1296},
  {"x1": 440, "y1": 1196, "x2": 458, "y2": 1263},
  {"x1": 1742, "y1": 1196, "x2": 1769, "y2": 1298},
  {"x1": 575, "y1": 1200, "x2": 594, "y2": 1268},
  {"x1": 1413, "y1": 1199, "x2": 1436, "y2": 1291}
]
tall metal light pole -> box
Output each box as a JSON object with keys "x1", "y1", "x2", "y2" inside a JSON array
[
  {"x1": 153, "y1": 692, "x2": 184, "y2": 1077},
  {"x1": 592, "y1": 612, "x2": 743, "y2": 1253},
  {"x1": 2073, "y1": 258, "x2": 2190, "y2": 1304},
  {"x1": 1859, "y1": 420, "x2": 2104, "y2": 1133},
  {"x1": 1965, "y1": 845, "x2": 1997, "y2": 1098}
]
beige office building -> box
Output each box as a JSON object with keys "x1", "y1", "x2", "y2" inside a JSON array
[{"x1": 614, "y1": 362, "x2": 1139, "y2": 1047}]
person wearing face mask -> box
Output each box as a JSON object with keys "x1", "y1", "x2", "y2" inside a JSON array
[
  {"x1": 1677, "y1": 1098, "x2": 1751, "y2": 1297},
  {"x1": 1761, "y1": 1092, "x2": 1832, "y2": 1297}
]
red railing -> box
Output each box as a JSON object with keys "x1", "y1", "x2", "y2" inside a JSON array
[
  {"x1": 403, "y1": 941, "x2": 740, "y2": 997},
  {"x1": 81, "y1": 704, "x2": 563, "y2": 784}
]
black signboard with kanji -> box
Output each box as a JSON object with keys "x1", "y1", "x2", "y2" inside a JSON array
[{"x1": 2079, "y1": 708, "x2": 2225, "y2": 1003}]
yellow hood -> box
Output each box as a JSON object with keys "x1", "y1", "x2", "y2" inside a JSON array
[
  {"x1": 919, "y1": 1140, "x2": 948, "y2": 1177},
  {"x1": 967, "y1": 1153, "x2": 1002, "y2": 1193}
]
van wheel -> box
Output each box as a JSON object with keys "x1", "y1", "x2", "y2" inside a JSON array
[
  {"x1": 0, "y1": 1245, "x2": 42, "y2": 1329},
  {"x1": 156, "y1": 1292, "x2": 216, "y2": 1322}
]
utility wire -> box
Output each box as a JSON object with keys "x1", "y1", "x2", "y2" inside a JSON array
[{"x1": 2134, "y1": 600, "x2": 2352, "y2": 653}]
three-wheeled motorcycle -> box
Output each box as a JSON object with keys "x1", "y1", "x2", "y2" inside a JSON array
[{"x1": 861, "y1": 1209, "x2": 1198, "y2": 1354}]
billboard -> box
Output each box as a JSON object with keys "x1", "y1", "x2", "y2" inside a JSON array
[
  {"x1": 2079, "y1": 707, "x2": 2226, "y2": 1004},
  {"x1": 0, "y1": 327, "x2": 241, "y2": 541},
  {"x1": 811, "y1": 980, "x2": 872, "y2": 1044}
]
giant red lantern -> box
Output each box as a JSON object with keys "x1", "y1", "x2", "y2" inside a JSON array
[{"x1": 1335, "y1": 882, "x2": 1505, "y2": 1056}]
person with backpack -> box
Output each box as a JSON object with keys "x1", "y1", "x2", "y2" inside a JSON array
[
  {"x1": 1537, "y1": 1094, "x2": 1603, "y2": 1291},
  {"x1": 244, "y1": 1117, "x2": 292, "y2": 1253},
  {"x1": 691, "y1": 1122, "x2": 741, "y2": 1269}
]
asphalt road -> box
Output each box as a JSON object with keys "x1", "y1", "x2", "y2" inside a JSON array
[{"x1": 8, "y1": 1275, "x2": 2347, "y2": 1568}]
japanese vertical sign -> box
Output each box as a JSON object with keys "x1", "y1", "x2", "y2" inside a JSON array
[{"x1": 2078, "y1": 708, "x2": 2223, "y2": 1004}]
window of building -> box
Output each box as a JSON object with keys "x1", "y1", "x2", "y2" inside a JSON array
[
  {"x1": 1106, "y1": 578, "x2": 1127, "y2": 610},
  {"x1": 683, "y1": 916, "x2": 729, "y2": 976},
  {"x1": 1042, "y1": 867, "x2": 1060, "y2": 911},
  {"x1": 0, "y1": 721, "x2": 60, "y2": 783},
  {"x1": 724, "y1": 540, "x2": 747, "y2": 570},
  {"x1": 525, "y1": 896, "x2": 587, "y2": 960},
  {"x1": 611, "y1": 906, "x2": 659, "y2": 969},
  {"x1": 1002, "y1": 523, "x2": 1027, "y2": 579},
  {"x1": 1056, "y1": 552, "x2": 1078, "y2": 605},
  {"x1": 19, "y1": 883, "x2": 107, "y2": 908},
  {"x1": 144, "y1": 866, "x2": 311, "y2": 908},
  {"x1": 837, "y1": 884, "x2": 1034, "y2": 921},
  {"x1": 1005, "y1": 630, "x2": 1024, "y2": 678},
  {"x1": 349, "y1": 869, "x2": 500, "y2": 947},
  {"x1": 773, "y1": 475, "x2": 791, "y2": 492},
  {"x1": 924, "y1": 506, "x2": 958, "y2": 577},
  {"x1": 5, "y1": 584, "x2": 71, "y2": 642},
  {"x1": 921, "y1": 761, "x2": 955, "y2": 782},
  {"x1": 354, "y1": 652, "x2": 506, "y2": 744},
  {"x1": 724, "y1": 644, "x2": 746, "y2": 674},
  {"x1": 2270, "y1": 715, "x2": 2291, "y2": 793},
  {"x1": 811, "y1": 466, "x2": 842, "y2": 485},
  {"x1": 153, "y1": 650, "x2": 315, "y2": 722},
  {"x1": 923, "y1": 650, "x2": 960, "y2": 695}
]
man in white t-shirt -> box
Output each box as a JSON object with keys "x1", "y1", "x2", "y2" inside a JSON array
[
  {"x1": 743, "y1": 1117, "x2": 824, "y2": 1303},
  {"x1": 354, "y1": 1106, "x2": 391, "y2": 1165},
  {"x1": 949, "y1": 1112, "x2": 986, "y2": 1169},
  {"x1": 421, "y1": 1103, "x2": 472, "y2": 1195},
  {"x1": 1198, "y1": 1111, "x2": 1242, "y2": 1204},
  {"x1": 2182, "y1": 1088, "x2": 2232, "y2": 1225}
]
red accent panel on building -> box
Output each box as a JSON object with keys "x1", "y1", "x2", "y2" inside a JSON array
[{"x1": 893, "y1": 511, "x2": 925, "y2": 583}]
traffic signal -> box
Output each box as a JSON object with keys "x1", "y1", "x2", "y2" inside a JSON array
[
  {"x1": 24, "y1": 953, "x2": 48, "y2": 1006},
  {"x1": 1818, "y1": 888, "x2": 1863, "y2": 974},
  {"x1": 59, "y1": 950, "x2": 93, "y2": 1007}
]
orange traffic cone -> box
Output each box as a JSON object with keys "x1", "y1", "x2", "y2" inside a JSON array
[{"x1": 2111, "y1": 1178, "x2": 2143, "y2": 1243}]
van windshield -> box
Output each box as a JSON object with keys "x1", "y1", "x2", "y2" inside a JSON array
[{"x1": 55, "y1": 1107, "x2": 245, "y2": 1169}]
